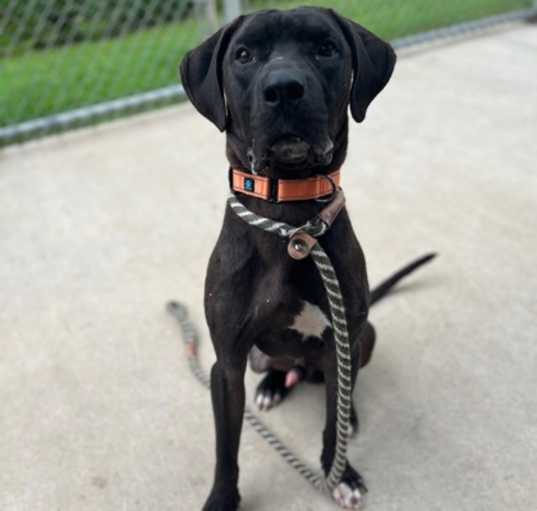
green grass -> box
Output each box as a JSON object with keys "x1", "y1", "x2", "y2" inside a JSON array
[
  {"x1": 251, "y1": 0, "x2": 533, "y2": 39},
  {"x1": 0, "y1": 19, "x2": 201, "y2": 127},
  {"x1": 0, "y1": 0, "x2": 533, "y2": 128}
]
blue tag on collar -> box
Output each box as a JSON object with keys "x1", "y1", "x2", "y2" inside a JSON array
[{"x1": 244, "y1": 177, "x2": 255, "y2": 192}]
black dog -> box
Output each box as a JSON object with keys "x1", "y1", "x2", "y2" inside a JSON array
[{"x1": 180, "y1": 7, "x2": 434, "y2": 510}]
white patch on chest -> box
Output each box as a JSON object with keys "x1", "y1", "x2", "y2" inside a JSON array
[{"x1": 289, "y1": 301, "x2": 330, "y2": 340}]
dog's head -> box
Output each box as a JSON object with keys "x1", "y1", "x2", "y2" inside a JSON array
[{"x1": 180, "y1": 7, "x2": 395, "y2": 177}]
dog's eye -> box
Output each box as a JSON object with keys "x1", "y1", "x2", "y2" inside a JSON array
[
  {"x1": 235, "y1": 48, "x2": 253, "y2": 64},
  {"x1": 317, "y1": 41, "x2": 337, "y2": 58}
]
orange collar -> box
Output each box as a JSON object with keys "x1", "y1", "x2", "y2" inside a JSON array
[{"x1": 230, "y1": 168, "x2": 341, "y2": 203}]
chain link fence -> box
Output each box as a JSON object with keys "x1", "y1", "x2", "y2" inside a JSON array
[{"x1": 1, "y1": 0, "x2": 536, "y2": 146}]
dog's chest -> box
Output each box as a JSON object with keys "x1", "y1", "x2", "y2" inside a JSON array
[
  {"x1": 288, "y1": 300, "x2": 330, "y2": 340},
  {"x1": 254, "y1": 297, "x2": 331, "y2": 365}
]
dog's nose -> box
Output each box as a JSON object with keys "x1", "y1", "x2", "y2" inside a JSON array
[{"x1": 263, "y1": 70, "x2": 305, "y2": 105}]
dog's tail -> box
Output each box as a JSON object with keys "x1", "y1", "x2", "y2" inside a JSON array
[{"x1": 370, "y1": 253, "x2": 437, "y2": 306}]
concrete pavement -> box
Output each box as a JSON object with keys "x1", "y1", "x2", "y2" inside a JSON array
[{"x1": 1, "y1": 24, "x2": 536, "y2": 511}]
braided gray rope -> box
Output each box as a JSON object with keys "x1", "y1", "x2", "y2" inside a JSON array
[{"x1": 167, "y1": 193, "x2": 353, "y2": 500}]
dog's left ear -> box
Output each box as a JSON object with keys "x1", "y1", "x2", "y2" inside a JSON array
[
  {"x1": 180, "y1": 16, "x2": 245, "y2": 131},
  {"x1": 330, "y1": 11, "x2": 396, "y2": 123}
]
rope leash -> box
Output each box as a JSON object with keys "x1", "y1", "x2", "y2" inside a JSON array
[{"x1": 167, "y1": 191, "x2": 354, "y2": 500}]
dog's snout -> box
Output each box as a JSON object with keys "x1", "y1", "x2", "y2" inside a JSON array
[{"x1": 263, "y1": 70, "x2": 305, "y2": 105}]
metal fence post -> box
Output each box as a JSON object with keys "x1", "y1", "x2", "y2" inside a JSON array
[
  {"x1": 205, "y1": 0, "x2": 220, "y2": 32},
  {"x1": 193, "y1": 0, "x2": 218, "y2": 33},
  {"x1": 224, "y1": 0, "x2": 243, "y2": 24}
]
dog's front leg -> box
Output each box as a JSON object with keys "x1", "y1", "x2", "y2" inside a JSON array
[
  {"x1": 202, "y1": 355, "x2": 247, "y2": 511},
  {"x1": 321, "y1": 351, "x2": 367, "y2": 510}
]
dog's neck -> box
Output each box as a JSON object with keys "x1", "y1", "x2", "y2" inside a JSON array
[{"x1": 224, "y1": 120, "x2": 349, "y2": 226}]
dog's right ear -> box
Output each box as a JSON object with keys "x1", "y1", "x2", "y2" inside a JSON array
[{"x1": 180, "y1": 17, "x2": 245, "y2": 132}]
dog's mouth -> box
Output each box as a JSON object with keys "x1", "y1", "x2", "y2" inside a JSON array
[
  {"x1": 263, "y1": 134, "x2": 334, "y2": 170},
  {"x1": 269, "y1": 135, "x2": 310, "y2": 166}
]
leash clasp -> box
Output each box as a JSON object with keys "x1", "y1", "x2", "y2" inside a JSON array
[{"x1": 287, "y1": 230, "x2": 317, "y2": 260}]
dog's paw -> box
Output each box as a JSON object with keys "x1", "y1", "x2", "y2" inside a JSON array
[
  {"x1": 202, "y1": 487, "x2": 240, "y2": 511},
  {"x1": 255, "y1": 370, "x2": 287, "y2": 410},
  {"x1": 332, "y1": 465, "x2": 367, "y2": 510},
  {"x1": 333, "y1": 482, "x2": 365, "y2": 509},
  {"x1": 255, "y1": 369, "x2": 295, "y2": 411}
]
